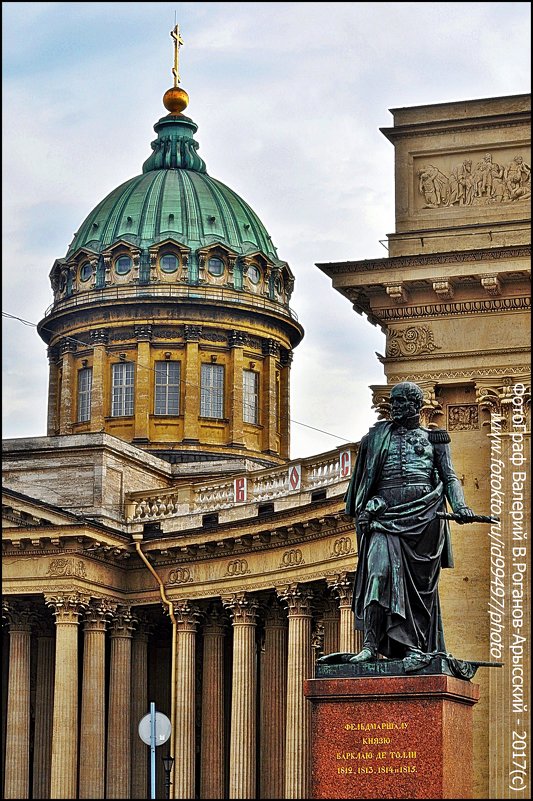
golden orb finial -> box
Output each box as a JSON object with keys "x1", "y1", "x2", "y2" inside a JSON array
[{"x1": 163, "y1": 24, "x2": 189, "y2": 114}]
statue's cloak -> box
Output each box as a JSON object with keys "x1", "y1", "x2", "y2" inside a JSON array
[{"x1": 345, "y1": 420, "x2": 454, "y2": 658}]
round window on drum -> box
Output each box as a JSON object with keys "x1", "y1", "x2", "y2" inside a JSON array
[
  {"x1": 207, "y1": 257, "x2": 224, "y2": 276},
  {"x1": 80, "y1": 261, "x2": 93, "y2": 282},
  {"x1": 160, "y1": 253, "x2": 179, "y2": 273},
  {"x1": 115, "y1": 256, "x2": 132, "y2": 275},
  {"x1": 248, "y1": 265, "x2": 261, "y2": 285}
]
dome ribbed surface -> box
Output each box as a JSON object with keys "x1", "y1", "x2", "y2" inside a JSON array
[{"x1": 66, "y1": 113, "x2": 278, "y2": 261}]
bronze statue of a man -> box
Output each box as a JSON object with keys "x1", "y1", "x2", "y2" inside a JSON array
[{"x1": 341, "y1": 381, "x2": 474, "y2": 664}]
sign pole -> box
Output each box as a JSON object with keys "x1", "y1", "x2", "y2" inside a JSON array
[{"x1": 150, "y1": 701, "x2": 156, "y2": 799}]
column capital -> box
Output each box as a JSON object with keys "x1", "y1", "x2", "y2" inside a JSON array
[
  {"x1": 229, "y1": 330, "x2": 248, "y2": 348},
  {"x1": 83, "y1": 598, "x2": 116, "y2": 631},
  {"x1": 44, "y1": 592, "x2": 90, "y2": 623},
  {"x1": 221, "y1": 592, "x2": 259, "y2": 625},
  {"x1": 201, "y1": 600, "x2": 228, "y2": 633},
  {"x1": 261, "y1": 596, "x2": 288, "y2": 628},
  {"x1": 59, "y1": 336, "x2": 78, "y2": 356},
  {"x1": 276, "y1": 583, "x2": 314, "y2": 616},
  {"x1": 327, "y1": 571, "x2": 356, "y2": 608},
  {"x1": 2, "y1": 599, "x2": 36, "y2": 631},
  {"x1": 134, "y1": 324, "x2": 153, "y2": 341},
  {"x1": 90, "y1": 327, "x2": 109, "y2": 345},
  {"x1": 174, "y1": 599, "x2": 201, "y2": 631},
  {"x1": 262, "y1": 338, "x2": 279, "y2": 357},
  {"x1": 184, "y1": 324, "x2": 202, "y2": 342},
  {"x1": 108, "y1": 605, "x2": 136, "y2": 637}
]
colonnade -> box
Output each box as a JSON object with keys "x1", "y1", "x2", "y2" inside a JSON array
[{"x1": 2, "y1": 574, "x2": 359, "y2": 800}]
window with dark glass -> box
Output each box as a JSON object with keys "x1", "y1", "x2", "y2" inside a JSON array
[
  {"x1": 200, "y1": 363, "x2": 224, "y2": 418},
  {"x1": 77, "y1": 367, "x2": 92, "y2": 422},
  {"x1": 80, "y1": 262, "x2": 93, "y2": 282},
  {"x1": 160, "y1": 253, "x2": 179, "y2": 273},
  {"x1": 243, "y1": 369, "x2": 259, "y2": 424},
  {"x1": 248, "y1": 265, "x2": 260, "y2": 284},
  {"x1": 111, "y1": 362, "x2": 134, "y2": 416},
  {"x1": 207, "y1": 257, "x2": 224, "y2": 276},
  {"x1": 155, "y1": 361, "x2": 180, "y2": 415},
  {"x1": 115, "y1": 256, "x2": 132, "y2": 275}
]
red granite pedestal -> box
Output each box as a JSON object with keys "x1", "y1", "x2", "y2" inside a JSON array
[{"x1": 304, "y1": 673, "x2": 479, "y2": 799}]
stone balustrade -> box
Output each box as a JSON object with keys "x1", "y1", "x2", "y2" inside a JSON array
[{"x1": 125, "y1": 444, "x2": 357, "y2": 523}]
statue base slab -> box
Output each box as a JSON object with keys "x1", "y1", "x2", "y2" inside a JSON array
[{"x1": 303, "y1": 672, "x2": 479, "y2": 799}]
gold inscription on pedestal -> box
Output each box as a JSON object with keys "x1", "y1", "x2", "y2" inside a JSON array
[{"x1": 332, "y1": 721, "x2": 418, "y2": 778}]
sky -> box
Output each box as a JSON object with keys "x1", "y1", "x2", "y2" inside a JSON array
[{"x1": 2, "y1": 1, "x2": 531, "y2": 459}]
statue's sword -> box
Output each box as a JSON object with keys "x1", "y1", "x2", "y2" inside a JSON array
[{"x1": 437, "y1": 512, "x2": 500, "y2": 524}]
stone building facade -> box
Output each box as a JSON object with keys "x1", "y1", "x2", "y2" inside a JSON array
[{"x1": 2, "y1": 55, "x2": 530, "y2": 801}]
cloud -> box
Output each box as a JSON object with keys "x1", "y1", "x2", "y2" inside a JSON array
[{"x1": 2, "y1": 2, "x2": 531, "y2": 458}]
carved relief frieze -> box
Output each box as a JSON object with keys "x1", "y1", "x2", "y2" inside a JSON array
[
  {"x1": 224, "y1": 558, "x2": 251, "y2": 577},
  {"x1": 279, "y1": 548, "x2": 304, "y2": 568},
  {"x1": 167, "y1": 566, "x2": 193, "y2": 585},
  {"x1": 386, "y1": 325, "x2": 441, "y2": 357},
  {"x1": 330, "y1": 536, "x2": 355, "y2": 558},
  {"x1": 447, "y1": 405, "x2": 480, "y2": 431},
  {"x1": 416, "y1": 152, "x2": 531, "y2": 208},
  {"x1": 47, "y1": 558, "x2": 87, "y2": 579}
]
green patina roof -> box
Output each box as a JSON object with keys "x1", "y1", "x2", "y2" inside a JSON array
[{"x1": 66, "y1": 113, "x2": 279, "y2": 261}]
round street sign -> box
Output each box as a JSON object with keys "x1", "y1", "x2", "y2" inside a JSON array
[{"x1": 138, "y1": 711, "x2": 172, "y2": 746}]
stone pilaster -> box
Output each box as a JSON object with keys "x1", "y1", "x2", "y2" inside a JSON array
[
  {"x1": 32, "y1": 616, "x2": 55, "y2": 801},
  {"x1": 106, "y1": 606, "x2": 135, "y2": 799},
  {"x1": 174, "y1": 601, "x2": 200, "y2": 800},
  {"x1": 261, "y1": 339, "x2": 279, "y2": 454},
  {"x1": 134, "y1": 327, "x2": 152, "y2": 441},
  {"x1": 278, "y1": 583, "x2": 314, "y2": 800},
  {"x1": 183, "y1": 325, "x2": 202, "y2": 442},
  {"x1": 259, "y1": 598, "x2": 288, "y2": 800},
  {"x1": 90, "y1": 328, "x2": 108, "y2": 430},
  {"x1": 330, "y1": 572, "x2": 360, "y2": 652},
  {"x1": 279, "y1": 350, "x2": 292, "y2": 459},
  {"x1": 46, "y1": 346, "x2": 60, "y2": 435},
  {"x1": 58, "y1": 338, "x2": 77, "y2": 434},
  {"x1": 229, "y1": 331, "x2": 246, "y2": 447},
  {"x1": 3, "y1": 602, "x2": 33, "y2": 800},
  {"x1": 131, "y1": 616, "x2": 151, "y2": 799},
  {"x1": 200, "y1": 604, "x2": 227, "y2": 800},
  {"x1": 46, "y1": 592, "x2": 89, "y2": 800},
  {"x1": 79, "y1": 600, "x2": 113, "y2": 799},
  {"x1": 222, "y1": 592, "x2": 259, "y2": 799}
]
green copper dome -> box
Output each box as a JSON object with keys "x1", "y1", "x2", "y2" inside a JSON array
[{"x1": 66, "y1": 113, "x2": 278, "y2": 260}]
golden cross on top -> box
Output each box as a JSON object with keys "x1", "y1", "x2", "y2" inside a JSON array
[{"x1": 171, "y1": 24, "x2": 184, "y2": 86}]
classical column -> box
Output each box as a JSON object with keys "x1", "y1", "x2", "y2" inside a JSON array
[
  {"x1": 106, "y1": 607, "x2": 135, "y2": 799},
  {"x1": 58, "y1": 338, "x2": 77, "y2": 435},
  {"x1": 183, "y1": 325, "x2": 202, "y2": 442},
  {"x1": 46, "y1": 346, "x2": 60, "y2": 435},
  {"x1": 321, "y1": 595, "x2": 340, "y2": 655},
  {"x1": 46, "y1": 592, "x2": 89, "y2": 800},
  {"x1": 174, "y1": 601, "x2": 200, "y2": 800},
  {"x1": 3, "y1": 602, "x2": 33, "y2": 800},
  {"x1": 229, "y1": 331, "x2": 246, "y2": 447},
  {"x1": 32, "y1": 616, "x2": 55, "y2": 801},
  {"x1": 200, "y1": 604, "x2": 227, "y2": 800},
  {"x1": 259, "y1": 598, "x2": 288, "y2": 800},
  {"x1": 261, "y1": 339, "x2": 279, "y2": 454},
  {"x1": 134, "y1": 326, "x2": 152, "y2": 441},
  {"x1": 332, "y1": 572, "x2": 360, "y2": 652},
  {"x1": 278, "y1": 583, "x2": 314, "y2": 799},
  {"x1": 131, "y1": 615, "x2": 151, "y2": 799},
  {"x1": 79, "y1": 600, "x2": 113, "y2": 799},
  {"x1": 222, "y1": 592, "x2": 259, "y2": 799},
  {"x1": 89, "y1": 328, "x2": 108, "y2": 431}
]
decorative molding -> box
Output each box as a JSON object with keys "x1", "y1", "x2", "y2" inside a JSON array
[
  {"x1": 380, "y1": 296, "x2": 530, "y2": 322},
  {"x1": 388, "y1": 366, "x2": 531, "y2": 382},
  {"x1": 385, "y1": 284, "x2": 409, "y2": 304},
  {"x1": 322, "y1": 246, "x2": 531, "y2": 274},
  {"x1": 167, "y1": 566, "x2": 194, "y2": 585},
  {"x1": 386, "y1": 325, "x2": 441, "y2": 357},
  {"x1": 480, "y1": 274, "x2": 502, "y2": 296}
]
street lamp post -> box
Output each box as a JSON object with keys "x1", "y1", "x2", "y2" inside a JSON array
[{"x1": 162, "y1": 753, "x2": 174, "y2": 800}]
